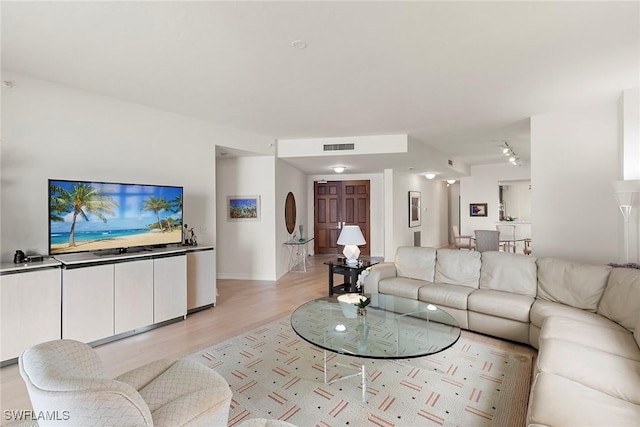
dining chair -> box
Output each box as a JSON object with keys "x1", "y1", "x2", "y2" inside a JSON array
[
  {"x1": 523, "y1": 238, "x2": 532, "y2": 255},
  {"x1": 474, "y1": 230, "x2": 500, "y2": 253},
  {"x1": 451, "y1": 225, "x2": 476, "y2": 250},
  {"x1": 496, "y1": 224, "x2": 517, "y2": 252}
]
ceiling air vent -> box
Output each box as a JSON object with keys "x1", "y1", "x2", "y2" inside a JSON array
[
  {"x1": 448, "y1": 159, "x2": 453, "y2": 166},
  {"x1": 323, "y1": 143, "x2": 355, "y2": 151}
]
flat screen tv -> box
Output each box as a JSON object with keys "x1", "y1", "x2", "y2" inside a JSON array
[{"x1": 49, "y1": 179, "x2": 183, "y2": 255}]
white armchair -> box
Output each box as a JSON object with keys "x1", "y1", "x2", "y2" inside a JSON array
[
  {"x1": 19, "y1": 339, "x2": 232, "y2": 426},
  {"x1": 451, "y1": 226, "x2": 476, "y2": 250}
]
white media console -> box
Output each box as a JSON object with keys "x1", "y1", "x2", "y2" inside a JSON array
[{"x1": 0, "y1": 245, "x2": 215, "y2": 365}]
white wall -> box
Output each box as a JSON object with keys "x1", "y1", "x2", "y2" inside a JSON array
[
  {"x1": 531, "y1": 105, "x2": 619, "y2": 264},
  {"x1": 619, "y1": 88, "x2": 640, "y2": 180},
  {"x1": 448, "y1": 182, "x2": 461, "y2": 243},
  {"x1": 460, "y1": 163, "x2": 531, "y2": 236},
  {"x1": 306, "y1": 173, "x2": 385, "y2": 258},
  {"x1": 387, "y1": 171, "x2": 449, "y2": 261},
  {"x1": 0, "y1": 72, "x2": 273, "y2": 262},
  {"x1": 501, "y1": 181, "x2": 531, "y2": 221},
  {"x1": 216, "y1": 156, "x2": 277, "y2": 280},
  {"x1": 275, "y1": 159, "x2": 308, "y2": 279},
  {"x1": 617, "y1": 88, "x2": 640, "y2": 263}
]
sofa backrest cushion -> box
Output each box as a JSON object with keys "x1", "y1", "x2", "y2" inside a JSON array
[
  {"x1": 479, "y1": 252, "x2": 537, "y2": 297},
  {"x1": 435, "y1": 249, "x2": 481, "y2": 288},
  {"x1": 635, "y1": 316, "x2": 640, "y2": 348},
  {"x1": 536, "y1": 258, "x2": 611, "y2": 312},
  {"x1": 394, "y1": 246, "x2": 437, "y2": 282},
  {"x1": 597, "y1": 267, "x2": 640, "y2": 332}
]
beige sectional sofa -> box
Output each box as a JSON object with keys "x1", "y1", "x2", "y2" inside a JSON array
[{"x1": 364, "y1": 247, "x2": 640, "y2": 426}]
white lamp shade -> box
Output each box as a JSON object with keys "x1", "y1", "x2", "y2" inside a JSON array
[
  {"x1": 337, "y1": 225, "x2": 366, "y2": 264},
  {"x1": 337, "y1": 226, "x2": 366, "y2": 245}
]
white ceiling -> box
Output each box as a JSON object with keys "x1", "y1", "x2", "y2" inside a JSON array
[{"x1": 2, "y1": 1, "x2": 638, "y2": 175}]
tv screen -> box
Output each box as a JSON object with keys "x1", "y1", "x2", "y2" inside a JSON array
[{"x1": 49, "y1": 179, "x2": 183, "y2": 255}]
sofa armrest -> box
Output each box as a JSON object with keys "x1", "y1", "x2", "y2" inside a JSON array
[{"x1": 364, "y1": 263, "x2": 397, "y2": 294}]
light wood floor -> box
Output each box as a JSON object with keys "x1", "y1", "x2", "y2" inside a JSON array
[{"x1": 0, "y1": 254, "x2": 534, "y2": 416}]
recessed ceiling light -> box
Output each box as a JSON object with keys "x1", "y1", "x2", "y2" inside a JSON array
[
  {"x1": 447, "y1": 179, "x2": 456, "y2": 185},
  {"x1": 332, "y1": 166, "x2": 346, "y2": 173},
  {"x1": 425, "y1": 173, "x2": 436, "y2": 180},
  {"x1": 291, "y1": 39, "x2": 307, "y2": 49}
]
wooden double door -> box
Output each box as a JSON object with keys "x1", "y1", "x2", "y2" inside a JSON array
[{"x1": 314, "y1": 180, "x2": 370, "y2": 256}]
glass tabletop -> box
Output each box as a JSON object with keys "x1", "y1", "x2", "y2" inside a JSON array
[
  {"x1": 290, "y1": 294, "x2": 460, "y2": 359},
  {"x1": 323, "y1": 259, "x2": 378, "y2": 269},
  {"x1": 284, "y1": 237, "x2": 314, "y2": 245}
]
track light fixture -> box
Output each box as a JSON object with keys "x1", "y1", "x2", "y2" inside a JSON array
[{"x1": 500, "y1": 142, "x2": 521, "y2": 166}]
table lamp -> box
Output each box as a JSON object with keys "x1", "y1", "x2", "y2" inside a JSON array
[{"x1": 337, "y1": 225, "x2": 366, "y2": 265}]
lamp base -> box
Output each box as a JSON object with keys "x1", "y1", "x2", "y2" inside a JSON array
[{"x1": 343, "y1": 245, "x2": 361, "y2": 266}]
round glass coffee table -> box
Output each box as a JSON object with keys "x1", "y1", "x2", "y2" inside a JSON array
[{"x1": 290, "y1": 294, "x2": 461, "y2": 402}]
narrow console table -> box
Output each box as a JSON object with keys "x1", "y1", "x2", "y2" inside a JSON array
[{"x1": 284, "y1": 237, "x2": 314, "y2": 272}]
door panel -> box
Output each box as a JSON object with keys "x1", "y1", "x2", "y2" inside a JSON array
[
  {"x1": 342, "y1": 181, "x2": 370, "y2": 256},
  {"x1": 314, "y1": 180, "x2": 370, "y2": 255},
  {"x1": 314, "y1": 181, "x2": 343, "y2": 254}
]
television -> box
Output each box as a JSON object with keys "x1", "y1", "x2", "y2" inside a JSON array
[{"x1": 49, "y1": 179, "x2": 183, "y2": 255}]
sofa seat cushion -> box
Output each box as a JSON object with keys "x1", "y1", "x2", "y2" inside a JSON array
[
  {"x1": 536, "y1": 257, "x2": 611, "y2": 312},
  {"x1": 434, "y1": 249, "x2": 481, "y2": 289},
  {"x1": 529, "y1": 300, "x2": 628, "y2": 331},
  {"x1": 135, "y1": 359, "x2": 232, "y2": 426},
  {"x1": 597, "y1": 267, "x2": 640, "y2": 332},
  {"x1": 527, "y1": 372, "x2": 640, "y2": 426},
  {"x1": 378, "y1": 277, "x2": 427, "y2": 300},
  {"x1": 468, "y1": 289, "x2": 534, "y2": 322},
  {"x1": 394, "y1": 246, "x2": 437, "y2": 282},
  {"x1": 540, "y1": 316, "x2": 640, "y2": 361},
  {"x1": 537, "y1": 338, "x2": 640, "y2": 404},
  {"x1": 417, "y1": 282, "x2": 475, "y2": 310},
  {"x1": 479, "y1": 251, "x2": 537, "y2": 297}
]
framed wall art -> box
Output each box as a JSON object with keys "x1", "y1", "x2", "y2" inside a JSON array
[
  {"x1": 408, "y1": 191, "x2": 421, "y2": 227},
  {"x1": 227, "y1": 195, "x2": 261, "y2": 221},
  {"x1": 470, "y1": 203, "x2": 488, "y2": 217}
]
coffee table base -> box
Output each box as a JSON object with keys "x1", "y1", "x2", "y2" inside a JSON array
[{"x1": 323, "y1": 350, "x2": 367, "y2": 403}]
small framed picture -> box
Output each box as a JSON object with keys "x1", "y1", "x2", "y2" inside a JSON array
[
  {"x1": 408, "y1": 191, "x2": 421, "y2": 227},
  {"x1": 470, "y1": 203, "x2": 488, "y2": 217},
  {"x1": 227, "y1": 195, "x2": 261, "y2": 221}
]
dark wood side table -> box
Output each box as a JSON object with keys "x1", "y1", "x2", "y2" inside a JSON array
[{"x1": 324, "y1": 259, "x2": 379, "y2": 296}]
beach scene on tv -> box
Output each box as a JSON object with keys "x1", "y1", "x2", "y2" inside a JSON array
[{"x1": 50, "y1": 180, "x2": 183, "y2": 255}]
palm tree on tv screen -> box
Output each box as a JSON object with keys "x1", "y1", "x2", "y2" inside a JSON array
[
  {"x1": 142, "y1": 196, "x2": 170, "y2": 232},
  {"x1": 170, "y1": 194, "x2": 183, "y2": 215},
  {"x1": 49, "y1": 183, "x2": 71, "y2": 222},
  {"x1": 63, "y1": 183, "x2": 118, "y2": 247}
]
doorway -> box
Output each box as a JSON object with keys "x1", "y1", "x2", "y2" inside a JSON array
[{"x1": 314, "y1": 180, "x2": 370, "y2": 256}]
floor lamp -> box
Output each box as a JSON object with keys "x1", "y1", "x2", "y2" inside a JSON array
[{"x1": 613, "y1": 180, "x2": 640, "y2": 263}]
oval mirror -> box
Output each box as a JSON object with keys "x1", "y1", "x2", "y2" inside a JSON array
[{"x1": 285, "y1": 192, "x2": 297, "y2": 234}]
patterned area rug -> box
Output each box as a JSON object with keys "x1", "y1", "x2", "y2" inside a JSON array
[{"x1": 185, "y1": 316, "x2": 534, "y2": 426}]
